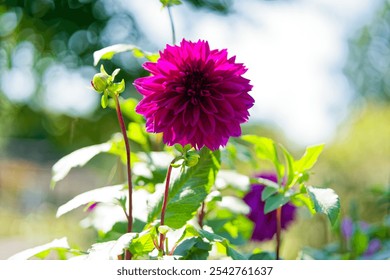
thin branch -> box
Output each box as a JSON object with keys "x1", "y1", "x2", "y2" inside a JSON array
[
  {"x1": 276, "y1": 207, "x2": 282, "y2": 260},
  {"x1": 159, "y1": 163, "x2": 174, "y2": 253},
  {"x1": 114, "y1": 94, "x2": 133, "y2": 260}
]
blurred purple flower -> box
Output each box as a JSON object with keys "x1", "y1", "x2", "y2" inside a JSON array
[
  {"x1": 341, "y1": 217, "x2": 354, "y2": 240},
  {"x1": 243, "y1": 173, "x2": 297, "y2": 241},
  {"x1": 134, "y1": 39, "x2": 254, "y2": 150},
  {"x1": 364, "y1": 239, "x2": 381, "y2": 256}
]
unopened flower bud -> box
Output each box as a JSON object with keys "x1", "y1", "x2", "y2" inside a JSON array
[
  {"x1": 185, "y1": 151, "x2": 200, "y2": 167},
  {"x1": 92, "y1": 73, "x2": 110, "y2": 93}
]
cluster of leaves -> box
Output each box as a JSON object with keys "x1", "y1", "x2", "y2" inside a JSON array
[
  {"x1": 9, "y1": 104, "x2": 340, "y2": 260},
  {"x1": 241, "y1": 136, "x2": 340, "y2": 225}
]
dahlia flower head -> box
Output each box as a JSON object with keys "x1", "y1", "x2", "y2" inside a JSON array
[
  {"x1": 243, "y1": 173, "x2": 297, "y2": 242},
  {"x1": 134, "y1": 39, "x2": 254, "y2": 150}
]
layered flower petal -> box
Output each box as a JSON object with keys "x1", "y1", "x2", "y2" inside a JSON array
[{"x1": 133, "y1": 39, "x2": 254, "y2": 150}]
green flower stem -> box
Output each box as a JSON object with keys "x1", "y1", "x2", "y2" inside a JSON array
[
  {"x1": 276, "y1": 206, "x2": 282, "y2": 260},
  {"x1": 167, "y1": 5, "x2": 176, "y2": 45},
  {"x1": 114, "y1": 94, "x2": 133, "y2": 260},
  {"x1": 159, "y1": 163, "x2": 174, "y2": 253}
]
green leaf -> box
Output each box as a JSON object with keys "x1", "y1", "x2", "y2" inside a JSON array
[
  {"x1": 290, "y1": 193, "x2": 315, "y2": 214},
  {"x1": 175, "y1": 225, "x2": 246, "y2": 260},
  {"x1": 111, "y1": 68, "x2": 120, "y2": 80},
  {"x1": 198, "y1": 229, "x2": 246, "y2": 260},
  {"x1": 160, "y1": 0, "x2": 182, "y2": 7},
  {"x1": 174, "y1": 144, "x2": 184, "y2": 153},
  {"x1": 93, "y1": 44, "x2": 159, "y2": 65},
  {"x1": 56, "y1": 184, "x2": 125, "y2": 218},
  {"x1": 261, "y1": 185, "x2": 279, "y2": 201},
  {"x1": 249, "y1": 252, "x2": 275, "y2": 260},
  {"x1": 148, "y1": 148, "x2": 220, "y2": 229},
  {"x1": 352, "y1": 230, "x2": 369, "y2": 256},
  {"x1": 51, "y1": 142, "x2": 112, "y2": 188},
  {"x1": 128, "y1": 122, "x2": 150, "y2": 151},
  {"x1": 225, "y1": 244, "x2": 246, "y2": 260},
  {"x1": 115, "y1": 98, "x2": 144, "y2": 123},
  {"x1": 307, "y1": 186, "x2": 340, "y2": 225},
  {"x1": 279, "y1": 144, "x2": 295, "y2": 188},
  {"x1": 87, "y1": 233, "x2": 137, "y2": 260},
  {"x1": 174, "y1": 237, "x2": 211, "y2": 260},
  {"x1": 8, "y1": 238, "x2": 70, "y2": 260},
  {"x1": 264, "y1": 193, "x2": 290, "y2": 214},
  {"x1": 295, "y1": 144, "x2": 325, "y2": 173},
  {"x1": 129, "y1": 230, "x2": 156, "y2": 257},
  {"x1": 241, "y1": 135, "x2": 283, "y2": 182},
  {"x1": 250, "y1": 177, "x2": 280, "y2": 190},
  {"x1": 101, "y1": 92, "x2": 108, "y2": 108}
]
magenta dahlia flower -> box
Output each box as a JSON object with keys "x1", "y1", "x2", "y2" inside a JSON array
[
  {"x1": 133, "y1": 39, "x2": 254, "y2": 150},
  {"x1": 243, "y1": 173, "x2": 297, "y2": 241}
]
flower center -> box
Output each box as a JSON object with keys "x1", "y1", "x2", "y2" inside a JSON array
[{"x1": 184, "y1": 70, "x2": 210, "y2": 105}]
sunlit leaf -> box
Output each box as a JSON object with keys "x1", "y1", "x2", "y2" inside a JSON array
[
  {"x1": 148, "y1": 148, "x2": 220, "y2": 229},
  {"x1": 8, "y1": 238, "x2": 70, "y2": 260},
  {"x1": 51, "y1": 142, "x2": 112, "y2": 188},
  {"x1": 198, "y1": 229, "x2": 246, "y2": 260},
  {"x1": 295, "y1": 144, "x2": 325, "y2": 173},
  {"x1": 160, "y1": 0, "x2": 182, "y2": 7},
  {"x1": 129, "y1": 230, "x2": 156, "y2": 257},
  {"x1": 127, "y1": 122, "x2": 150, "y2": 151},
  {"x1": 86, "y1": 233, "x2": 137, "y2": 260},
  {"x1": 56, "y1": 184, "x2": 125, "y2": 218},
  {"x1": 173, "y1": 237, "x2": 211, "y2": 260},
  {"x1": 279, "y1": 144, "x2": 295, "y2": 188},
  {"x1": 93, "y1": 44, "x2": 159, "y2": 65},
  {"x1": 307, "y1": 186, "x2": 340, "y2": 225},
  {"x1": 264, "y1": 193, "x2": 290, "y2": 214},
  {"x1": 261, "y1": 185, "x2": 279, "y2": 201},
  {"x1": 352, "y1": 230, "x2": 369, "y2": 255},
  {"x1": 249, "y1": 252, "x2": 275, "y2": 260},
  {"x1": 101, "y1": 92, "x2": 108, "y2": 108},
  {"x1": 241, "y1": 135, "x2": 283, "y2": 182},
  {"x1": 111, "y1": 98, "x2": 144, "y2": 123},
  {"x1": 290, "y1": 193, "x2": 315, "y2": 214}
]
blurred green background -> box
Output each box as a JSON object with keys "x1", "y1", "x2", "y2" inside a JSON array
[{"x1": 0, "y1": 0, "x2": 389, "y2": 259}]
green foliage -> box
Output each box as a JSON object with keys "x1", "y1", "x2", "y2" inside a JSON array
[
  {"x1": 241, "y1": 135, "x2": 283, "y2": 181},
  {"x1": 264, "y1": 193, "x2": 290, "y2": 214},
  {"x1": 242, "y1": 135, "x2": 339, "y2": 225},
  {"x1": 249, "y1": 252, "x2": 275, "y2": 260},
  {"x1": 86, "y1": 233, "x2": 137, "y2": 260},
  {"x1": 294, "y1": 144, "x2": 324, "y2": 174},
  {"x1": 8, "y1": 238, "x2": 72, "y2": 260},
  {"x1": 93, "y1": 44, "x2": 159, "y2": 66},
  {"x1": 173, "y1": 225, "x2": 246, "y2": 260},
  {"x1": 56, "y1": 184, "x2": 125, "y2": 218},
  {"x1": 307, "y1": 186, "x2": 340, "y2": 225},
  {"x1": 174, "y1": 237, "x2": 212, "y2": 260},
  {"x1": 51, "y1": 142, "x2": 112, "y2": 188},
  {"x1": 160, "y1": 0, "x2": 183, "y2": 7},
  {"x1": 148, "y1": 148, "x2": 221, "y2": 229},
  {"x1": 129, "y1": 230, "x2": 156, "y2": 257}
]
